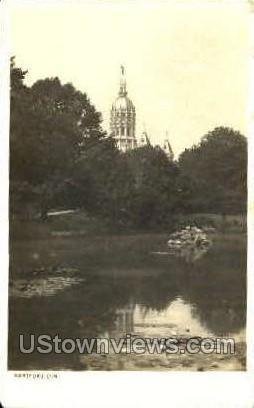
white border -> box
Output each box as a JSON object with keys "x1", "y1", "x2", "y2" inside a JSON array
[
  {"x1": 0, "y1": 0, "x2": 10, "y2": 404},
  {"x1": 1, "y1": 1, "x2": 254, "y2": 407}
]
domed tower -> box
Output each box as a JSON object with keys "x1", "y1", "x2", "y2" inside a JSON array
[{"x1": 110, "y1": 66, "x2": 137, "y2": 151}]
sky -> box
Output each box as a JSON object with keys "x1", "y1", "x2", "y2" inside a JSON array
[{"x1": 10, "y1": 0, "x2": 251, "y2": 156}]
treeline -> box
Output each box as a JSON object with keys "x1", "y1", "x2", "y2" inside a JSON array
[{"x1": 10, "y1": 59, "x2": 247, "y2": 228}]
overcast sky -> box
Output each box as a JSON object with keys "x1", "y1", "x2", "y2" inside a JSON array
[{"x1": 11, "y1": 0, "x2": 251, "y2": 156}]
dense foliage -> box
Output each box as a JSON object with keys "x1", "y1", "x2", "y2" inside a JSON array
[
  {"x1": 10, "y1": 59, "x2": 247, "y2": 227},
  {"x1": 178, "y1": 127, "x2": 247, "y2": 214}
]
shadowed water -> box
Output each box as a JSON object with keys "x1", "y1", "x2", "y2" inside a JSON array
[{"x1": 8, "y1": 232, "x2": 246, "y2": 370}]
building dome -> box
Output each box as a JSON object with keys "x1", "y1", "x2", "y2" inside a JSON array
[{"x1": 112, "y1": 95, "x2": 135, "y2": 111}]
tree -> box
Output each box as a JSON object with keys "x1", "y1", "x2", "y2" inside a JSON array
[
  {"x1": 10, "y1": 56, "x2": 28, "y2": 92},
  {"x1": 68, "y1": 143, "x2": 180, "y2": 229},
  {"x1": 70, "y1": 137, "x2": 135, "y2": 225},
  {"x1": 10, "y1": 59, "x2": 106, "y2": 218},
  {"x1": 126, "y1": 145, "x2": 179, "y2": 227},
  {"x1": 178, "y1": 127, "x2": 247, "y2": 214}
]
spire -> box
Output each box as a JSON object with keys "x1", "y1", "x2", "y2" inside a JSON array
[
  {"x1": 145, "y1": 133, "x2": 151, "y2": 146},
  {"x1": 119, "y1": 65, "x2": 127, "y2": 96},
  {"x1": 140, "y1": 123, "x2": 151, "y2": 147},
  {"x1": 163, "y1": 131, "x2": 174, "y2": 161}
]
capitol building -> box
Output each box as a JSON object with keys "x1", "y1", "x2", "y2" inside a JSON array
[
  {"x1": 110, "y1": 66, "x2": 137, "y2": 151},
  {"x1": 110, "y1": 67, "x2": 174, "y2": 161}
]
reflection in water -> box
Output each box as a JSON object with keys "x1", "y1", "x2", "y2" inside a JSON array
[
  {"x1": 114, "y1": 297, "x2": 245, "y2": 343},
  {"x1": 115, "y1": 301, "x2": 135, "y2": 334},
  {"x1": 113, "y1": 298, "x2": 211, "y2": 338},
  {"x1": 132, "y1": 298, "x2": 211, "y2": 338},
  {"x1": 8, "y1": 232, "x2": 246, "y2": 370}
]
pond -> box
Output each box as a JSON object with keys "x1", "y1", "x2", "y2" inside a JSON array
[{"x1": 8, "y1": 231, "x2": 246, "y2": 371}]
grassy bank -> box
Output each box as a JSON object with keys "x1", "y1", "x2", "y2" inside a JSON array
[
  {"x1": 10, "y1": 210, "x2": 247, "y2": 241},
  {"x1": 9, "y1": 215, "x2": 246, "y2": 282}
]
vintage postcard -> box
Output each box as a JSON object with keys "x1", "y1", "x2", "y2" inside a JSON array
[{"x1": 1, "y1": 0, "x2": 253, "y2": 407}]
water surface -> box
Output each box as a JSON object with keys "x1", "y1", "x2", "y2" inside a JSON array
[{"x1": 9, "y1": 232, "x2": 246, "y2": 370}]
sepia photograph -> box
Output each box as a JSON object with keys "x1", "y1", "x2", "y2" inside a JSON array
[{"x1": 7, "y1": 0, "x2": 249, "y2": 376}]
